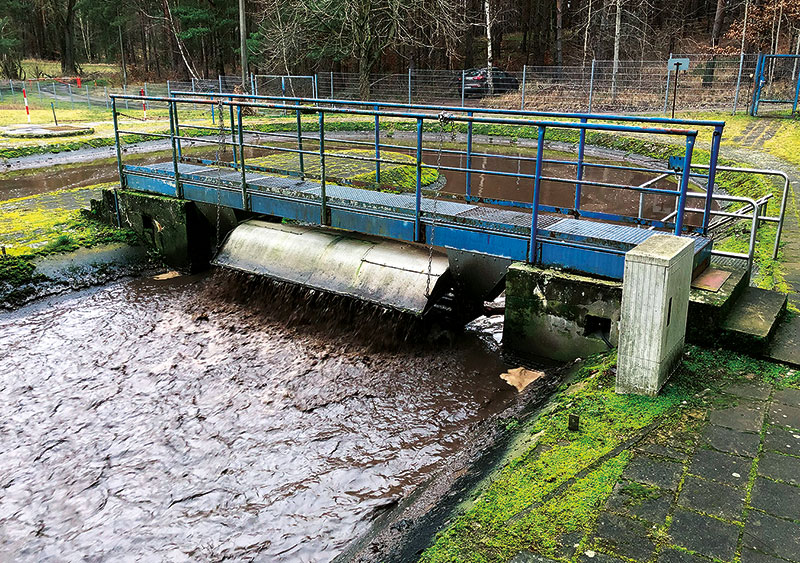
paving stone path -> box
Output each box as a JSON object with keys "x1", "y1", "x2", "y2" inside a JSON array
[{"x1": 512, "y1": 381, "x2": 800, "y2": 563}]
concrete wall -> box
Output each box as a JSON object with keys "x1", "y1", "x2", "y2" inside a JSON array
[
  {"x1": 504, "y1": 263, "x2": 622, "y2": 363},
  {"x1": 92, "y1": 188, "x2": 238, "y2": 272}
]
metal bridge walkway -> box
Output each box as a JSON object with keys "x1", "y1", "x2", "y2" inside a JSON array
[{"x1": 122, "y1": 161, "x2": 712, "y2": 280}]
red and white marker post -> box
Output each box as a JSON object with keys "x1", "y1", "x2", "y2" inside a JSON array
[
  {"x1": 140, "y1": 88, "x2": 147, "y2": 120},
  {"x1": 23, "y1": 87, "x2": 31, "y2": 123}
]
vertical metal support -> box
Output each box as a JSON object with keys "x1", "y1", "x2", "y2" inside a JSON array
[
  {"x1": 250, "y1": 72, "x2": 255, "y2": 94},
  {"x1": 123, "y1": 83, "x2": 128, "y2": 110},
  {"x1": 86, "y1": 85, "x2": 91, "y2": 108},
  {"x1": 751, "y1": 54, "x2": 764, "y2": 116},
  {"x1": 144, "y1": 82, "x2": 148, "y2": 98},
  {"x1": 414, "y1": 118, "x2": 423, "y2": 242},
  {"x1": 461, "y1": 69, "x2": 466, "y2": 107},
  {"x1": 732, "y1": 52, "x2": 745, "y2": 115},
  {"x1": 169, "y1": 101, "x2": 183, "y2": 198},
  {"x1": 295, "y1": 109, "x2": 305, "y2": 179},
  {"x1": 104, "y1": 86, "x2": 109, "y2": 110},
  {"x1": 663, "y1": 53, "x2": 673, "y2": 114},
  {"x1": 112, "y1": 98, "x2": 125, "y2": 191},
  {"x1": 702, "y1": 126, "x2": 723, "y2": 232},
  {"x1": 465, "y1": 111, "x2": 474, "y2": 198},
  {"x1": 374, "y1": 105, "x2": 381, "y2": 184},
  {"x1": 68, "y1": 83, "x2": 74, "y2": 108},
  {"x1": 574, "y1": 118, "x2": 587, "y2": 211},
  {"x1": 237, "y1": 105, "x2": 247, "y2": 210},
  {"x1": 319, "y1": 111, "x2": 327, "y2": 225},
  {"x1": 529, "y1": 126, "x2": 547, "y2": 263},
  {"x1": 174, "y1": 99, "x2": 182, "y2": 160},
  {"x1": 674, "y1": 135, "x2": 696, "y2": 235},
  {"x1": 588, "y1": 59, "x2": 596, "y2": 112},
  {"x1": 229, "y1": 98, "x2": 238, "y2": 169},
  {"x1": 330, "y1": 71, "x2": 334, "y2": 99},
  {"x1": 520, "y1": 65, "x2": 527, "y2": 110},
  {"x1": 638, "y1": 192, "x2": 645, "y2": 219},
  {"x1": 9, "y1": 79, "x2": 13, "y2": 95},
  {"x1": 792, "y1": 65, "x2": 800, "y2": 116},
  {"x1": 408, "y1": 67, "x2": 412, "y2": 105},
  {"x1": 36, "y1": 80, "x2": 42, "y2": 101},
  {"x1": 219, "y1": 75, "x2": 224, "y2": 94},
  {"x1": 191, "y1": 78, "x2": 197, "y2": 111}
]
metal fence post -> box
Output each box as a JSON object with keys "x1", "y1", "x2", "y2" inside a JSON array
[
  {"x1": 219, "y1": 75, "x2": 223, "y2": 94},
  {"x1": 191, "y1": 78, "x2": 197, "y2": 111},
  {"x1": 105, "y1": 86, "x2": 109, "y2": 110},
  {"x1": 330, "y1": 71, "x2": 334, "y2": 99},
  {"x1": 520, "y1": 65, "x2": 527, "y2": 110},
  {"x1": 36, "y1": 81, "x2": 42, "y2": 101},
  {"x1": 112, "y1": 98, "x2": 125, "y2": 191},
  {"x1": 68, "y1": 83, "x2": 74, "y2": 108},
  {"x1": 702, "y1": 126, "x2": 723, "y2": 231},
  {"x1": 408, "y1": 68, "x2": 412, "y2": 105},
  {"x1": 169, "y1": 101, "x2": 183, "y2": 199},
  {"x1": 9, "y1": 79, "x2": 13, "y2": 95},
  {"x1": 588, "y1": 59, "x2": 596, "y2": 112},
  {"x1": 53, "y1": 81, "x2": 58, "y2": 108},
  {"x1": 144, "y1": 82, "x2": 149, "y2": 98},
  {"x1": 529, "y1": 126, "x2": 547, "y2": 263},
  {"x1": 663, "y1": 53, "x2": 673, "y2": 114},
  {"x1": 229, "y1": 98, "x2": 238, "y2": 168},
  {"x1": 86, "y1": 84, "x2": 91, "y2": 108},
  {"x1": 732, "y1": 52, "x2": 745, "y2": 115},
  {"x1": 167, "y1": 80, "x2": 171, "y2": 98},
  {"x1": 575, "y1": 117, "x2": 588, "y2": 210},
  {"x1": 461, "y1": 69, "x2": 466, "y2": 106},
  {"x1": 123, "y1": 83, "x2": 129, "y2": 110}
]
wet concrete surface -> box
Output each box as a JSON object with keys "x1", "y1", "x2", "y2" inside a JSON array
[{"x1": 0, "y1": 271, "x2": 517, "y2": 561}]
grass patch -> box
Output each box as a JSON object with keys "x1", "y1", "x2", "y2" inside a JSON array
[{"x1": 419, "y1": 347, "x2": 790, "y2": 562}]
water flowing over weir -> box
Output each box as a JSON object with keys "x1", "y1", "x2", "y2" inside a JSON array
[{"x1": 0, "y1": 271, "x2": 518, "y2": 561}]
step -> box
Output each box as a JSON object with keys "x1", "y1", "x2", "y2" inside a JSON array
[
  {"x1": 766, "y1": 315, "x2": 800, "y2": 368},
  {"x1": 720, "y1": 287, "x2": 788, "y2": 352},
  {"x1": 686, "y1": 261, "x2": 750, "y2": 344}
]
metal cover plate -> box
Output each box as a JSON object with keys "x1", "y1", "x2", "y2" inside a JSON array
[{"x1": 691, "y1": 268, "x2": 732, "y2": 292}]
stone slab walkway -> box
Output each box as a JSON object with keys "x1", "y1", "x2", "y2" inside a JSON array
[{"x1": 513, "y1": 379, "x2": 800, "y2": 563}]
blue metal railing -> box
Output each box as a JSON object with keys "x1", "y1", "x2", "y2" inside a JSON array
[
  {"x1": 112, "y1": 94, "x2": 709, "y2": 266},
  {"x1": 170, "y1": 90, "x2": 726, "y2": 234}
]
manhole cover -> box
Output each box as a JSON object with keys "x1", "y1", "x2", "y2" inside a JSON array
[{"x1": 1, "y1": 124, "x2": 94, "y2": 138}]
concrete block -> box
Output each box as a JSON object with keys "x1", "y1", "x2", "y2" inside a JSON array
[{"x1": 617, "y1": 235, "x2": 693, "y2": 396}]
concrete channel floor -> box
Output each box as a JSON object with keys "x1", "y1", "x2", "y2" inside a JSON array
[{"x1": 511, "y1": 381, "x2": 800, "y2": 563}]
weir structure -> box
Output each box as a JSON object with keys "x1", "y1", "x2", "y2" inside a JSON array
[{"x1": 103, "y1": 92, "x2": 789, "y2": 363}]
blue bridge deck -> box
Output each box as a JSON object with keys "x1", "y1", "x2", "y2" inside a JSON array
[{"x1": 122, "y1": 161, "x2": 712, "y2": 280}]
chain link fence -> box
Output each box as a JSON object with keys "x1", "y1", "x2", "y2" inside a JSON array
[{"x1": 0, "y1": 54, "x2": 788, "y2": 118}]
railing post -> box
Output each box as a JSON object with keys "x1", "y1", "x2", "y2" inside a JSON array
[
  {"x1": 461, "y1": 69, "x2": 466, "y2": 107},
  {"x1": 529, "y1": 126, "x2": 547, "y2": 263},
  {"x1": 588, "y1": 59, "x2": 596, "y2": 112},
  {"x1": 732, "y1": 51, "x2": 745, "y2": 115},
  {"x1": 229, "y1": 97, "x2": 238, "y2": 169},
  {"x1": 296, "y1": 109, "x2": 305, "y2": 179},
  {"x1": 675, "y1": 135, "x2": 696, "y2": 235},
  {"x1": 702, "y1": 126, "x2": 723, "y2": 232},
  {"x1": 750, "y1": 54, "x2": 763, "y2": 116},
  {"x1": 319, "y1": 111, "x2": 327, "y2": 225},
  {"x1": 9, "y1": 79, "x2": 13, "y2": 95},
  {"x1": 237, "y1": 105, "x2": 247, "y2": 210},
  {"x1": 111, "y1": 97, "x2": 123, "y2": 227},
  {"x1": 408, "y1": 67, "x2": 412, "y2": 105},
  {"x1": 575, "y1": 117, "x2": 587, "y2": 211},
  {"x1": 792, "y1": 64, "x2": 800, "y2": 117},
  {"x1": 465, "y1": 111, "x2": 474, "y2": 198},
  {"x1": 123, "y1": 83, "x2": 128, "y2": 110},
  {"x1": 219, "y1": 75, "x2": 224, "y2": 94},
  {"x1": 415, "y1": 117, "x2": 423, "y2": 242},
  {"x1": 169, "y1": 100, "x2": 183, "y2": 198},
  {"x1": 174, "y1": 98, "x2": 182, "y2": 160},
  {"x1": 520, "y1": 65, "x2": 527, "y2": 110},
  {"x1": 374, "y1": 104, "x2": 381, "y2": 184}
]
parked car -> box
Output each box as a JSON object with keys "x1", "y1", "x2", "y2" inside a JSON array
[{"x1": 461, "y1": 68, "x2": 520, "y2": 97}]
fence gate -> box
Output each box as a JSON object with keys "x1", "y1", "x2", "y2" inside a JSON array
[{"x1": 750, "y1": 54, "x2": 800, "y2": 117}]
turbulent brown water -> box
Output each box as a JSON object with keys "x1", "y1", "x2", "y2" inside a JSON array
[{"x1": 0, "y1": 271, "x2": 516, "y2": 562}]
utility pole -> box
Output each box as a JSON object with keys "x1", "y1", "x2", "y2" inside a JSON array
[
  {"x1": 119, "y1": 25, "x2": 127, "y2": 87},
  {"x1": 239, "y1": 0, "x2": 248, "y2": 92}
]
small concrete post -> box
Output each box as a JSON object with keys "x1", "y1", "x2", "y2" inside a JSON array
[{"x1": 617, "y1": 235, "x2": 693, "y2": 396}]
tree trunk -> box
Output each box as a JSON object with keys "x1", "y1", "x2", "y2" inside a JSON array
[
  {"x1": 711, "y1": 0, "x2": 726, "y2": 47},
  {"x1": 358, "y1": 54, "x2": 372, "y2": 101},
  {"x1": 61, "y1": 0, "x2": 78, "y2": 74},
  {"x1": 556, "y1": 0, "x2": 563, "y2": 71},
  {"x1": 611, "y1": 0, "x2": 621, "y2": 101},
  {"x1": 484, "y1": 0, "x2": 494, "y2": 93}
]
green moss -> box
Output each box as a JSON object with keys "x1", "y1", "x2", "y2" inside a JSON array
[{"x1": 419, "y1": 347, "x2": 789, "y2": 562}]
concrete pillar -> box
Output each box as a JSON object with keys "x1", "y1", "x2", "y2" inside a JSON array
[{"x1": 617, "y1": 235, "x2": 694, "y2": 396}]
